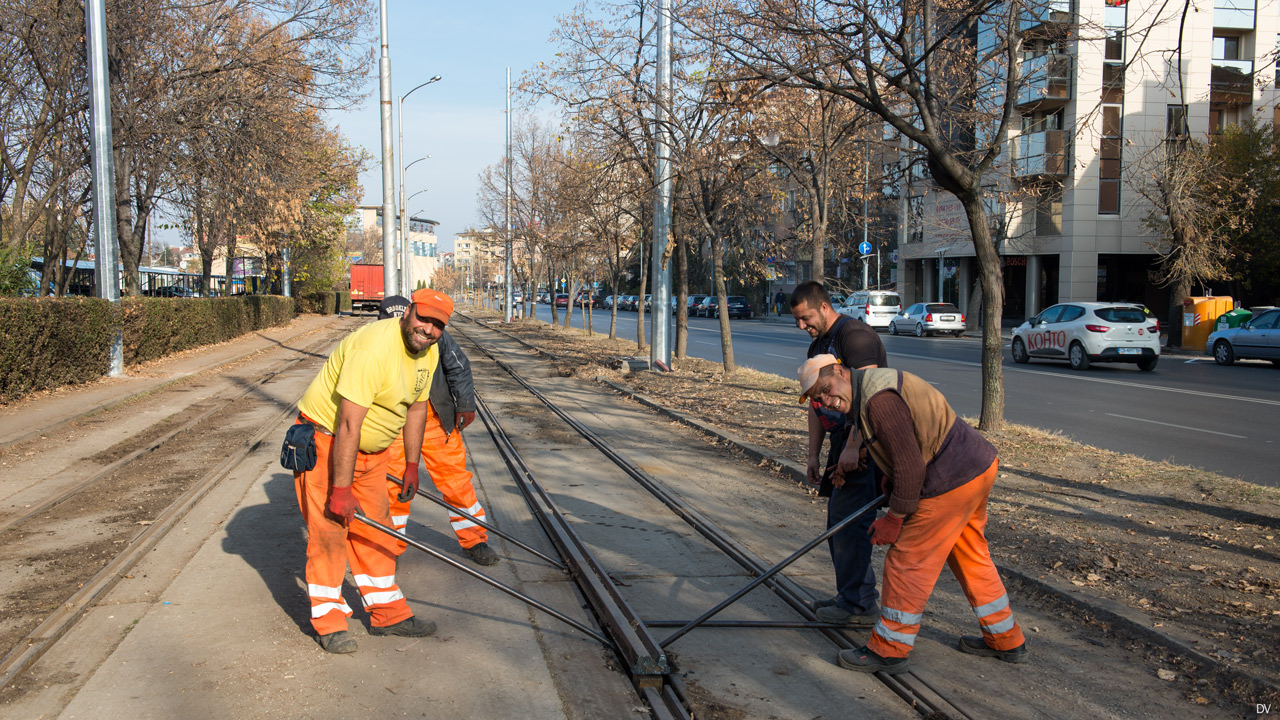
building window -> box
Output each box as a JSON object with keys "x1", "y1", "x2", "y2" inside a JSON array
[
  {"x1": 1166, "y1": 105, "x2": 1189, "y2": 137},
  {"x1": 1099, "y1": 104, "x2": 1122, "y2": 215},
  {"x1": 1105, "y1": 30, "x2": 1124, "y2": 61},
  {"x1": 1036, "y1": 182, "x2": 1064, "y2": 236},
  {"x1": 1213, "y1": 35, "x2": 1241, "y2": 60}
]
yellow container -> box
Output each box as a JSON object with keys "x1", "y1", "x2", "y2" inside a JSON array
[{"x1": 1181, "y1": 296, "x2": 1233, "y2": 350}]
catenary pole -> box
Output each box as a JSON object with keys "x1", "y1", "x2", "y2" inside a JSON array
[
  {"x1": 650, "y1": 0, "x2": 673, "y2": 367},
  {"x1": 378, "y1": 0, "x2": 398, "y2": 296},
  {"x1": 85, "y1": 0, "x2": 122, "y2": 377},
  {"x1": 505, "y1": 67, "x2": 514, "y2": 322},
  {"x1": 398, "y1": 76, "x2": 441, "y2": 294}
]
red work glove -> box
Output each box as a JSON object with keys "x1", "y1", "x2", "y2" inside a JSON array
[
  {"x1": 868, "y1": 513, "x2": 904, "y2": 545},
  {"x1": 397, "y1": 464, "x2": 419, "y2": 503},
  {"x1": 328, "y1": 485, "x2": 359, "y2": 523},
  {"x1": 457, "y1": 411, "x2": 475, "y2": 431}
]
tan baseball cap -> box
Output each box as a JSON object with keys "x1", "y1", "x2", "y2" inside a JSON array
[
  {"x1": 411, "y1": 288, "x2": 454, "y2": 325},
  {"x1": 797, "y1": 354, "x2": 840, "y2": 403}
]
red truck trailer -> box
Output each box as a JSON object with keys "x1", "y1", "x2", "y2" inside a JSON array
[{"x1": 350, "y1": 264, "x2": 384, "y2": 313}]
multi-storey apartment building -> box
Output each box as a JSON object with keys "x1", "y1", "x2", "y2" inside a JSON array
[
  {"x1": 352, "y1": 205, "x2": 440, "y2": 289},
  {"x1": 898, "y1": 0, "x2": 1279, "y2": 321}
]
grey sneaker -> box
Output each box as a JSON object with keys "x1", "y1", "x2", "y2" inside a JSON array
[
  {"x1": 957, "y1": 635, "x2": 1028, "y2": 663},
  {"x1": 815, "y1": 604, "x2": 879, "y2": 627},
  {"x1": 318, "y1": 630, "x2": 358, "y2": 654},
  {"x1": 369, "y1": 616, "x2": 437, "y2": 637},
  {"x1": 464, "y1": 542, "x2": 500, "y2": 566}
]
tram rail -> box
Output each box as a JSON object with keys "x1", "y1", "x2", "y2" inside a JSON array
[{"x1": 453, "y1": 317, "x2": 978, "y2": 720}]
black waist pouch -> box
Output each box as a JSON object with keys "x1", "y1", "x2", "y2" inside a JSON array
[{"x1": 281, "y1": 422, "x2": 317, "y2": 472}]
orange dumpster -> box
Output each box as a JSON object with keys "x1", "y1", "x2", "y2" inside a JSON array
[{"x1": 1181, "y1": 296, "x2": 1233, "y2": 351}]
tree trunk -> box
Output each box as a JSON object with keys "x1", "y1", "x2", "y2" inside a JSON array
[
  {"x1": 674, "y1": 219, "x2": 688, "y2": 360},
  {"x1": 961, "y1": 193, "x2": 1004, "y2": 430},
  {"x1": 711, "y1": 233, "x2": 735, "y2": 373},
  {"x1": 637, "y1": 245, "x2": 648, "y2": 351}
]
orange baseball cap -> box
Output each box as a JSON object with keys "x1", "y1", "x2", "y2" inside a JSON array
[
  {"x1": 411, "y1": 288, "x2": 454, "y2": 325},
  {"x1": 797, "y1": 354, "x2": 840, "y2": 403}
]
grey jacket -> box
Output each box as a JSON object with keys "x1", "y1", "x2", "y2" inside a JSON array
[{"x1": 430, "y1": 330, "x2": 475, "y2": 435}]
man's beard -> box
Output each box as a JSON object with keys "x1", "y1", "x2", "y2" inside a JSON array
[{"x1": 401, "y1": 324, "x2": 435, "y2": 353}]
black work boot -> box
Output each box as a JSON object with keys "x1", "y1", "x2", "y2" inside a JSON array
[
  {"x1": 369, "y1": 616, "x2": 437, "y2": 637},
  {"x1": 957, "y1": 635, "x2": 1028, "y2": 663},
  {"x1": 318, "y1": 630, "x2": 358, "y2": 654},
  {"x1": 836, "y1": 645, "x2": 910, "y2": 674},
  {"x1": 464, "y1": 542, "x2": 500, "y2": 566},
  {"x1": 815, "y1": 604, "x2": 880, "y2": 628}
]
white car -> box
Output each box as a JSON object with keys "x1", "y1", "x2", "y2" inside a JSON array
[
  {"x1": 890, "y1": 302, "x2": 966, "y2": 337},
  {"x1": 1011, "y1": 302, "x2": 1160, "y2": 371},
  {"x1": 840, "y1": 290, "x2": 902, "y2": 330}
]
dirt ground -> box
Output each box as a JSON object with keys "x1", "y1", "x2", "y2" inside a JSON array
[{"x1": 475, "y1": 310, "x2": 1280, "y2": 711}]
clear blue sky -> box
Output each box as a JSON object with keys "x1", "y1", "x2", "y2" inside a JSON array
[{"x1": 327, "y1": 1, "x2": 579, "y2": 253}]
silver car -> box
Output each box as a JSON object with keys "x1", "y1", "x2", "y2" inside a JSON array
[
  {"x1": 1205, "y1": 308, "x2": 1280, "y2": 366},
  {"x1": 890, "y1": 303, "x2": 966, "y2": 337}
]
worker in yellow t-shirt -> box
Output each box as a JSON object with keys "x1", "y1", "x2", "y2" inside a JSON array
[{"x1": 292, "y1": 288, "x2": 452, "y2": 654}]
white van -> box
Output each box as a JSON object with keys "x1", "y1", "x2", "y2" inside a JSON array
[{"x1": 840, "y1": 290, "x2": 903, "y2": 329}]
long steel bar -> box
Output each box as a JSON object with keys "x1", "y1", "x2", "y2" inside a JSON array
[
  {"x1": 385, "y1": 473, "x2": 567, "y2": 570},
  {"x1": 352, "y1": 512, "x2": 612, "y2": 647},
  {"x1": 643, "y1": 620, "x2": 855, "y2": 628},
  {"x1": 659, "y1": 495, "x2": 883, "y2": 648},
  {"x1": 458, "y1": 321, "x2": 962, "y2": 719},
  {"x1": 475, "y1": 394, "x2": 671, "y2": 681}
]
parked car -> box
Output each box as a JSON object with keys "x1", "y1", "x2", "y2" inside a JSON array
[
  {"x1": 642, "y1": 294, "x2": 652, "y2": 311},
  {"x1": 554, "y1": 293, "x2": 570, "y2": 309},
  {"x1": 694, "y1": 295, "x2": 717, "y2": 317},
  {"x1": 1010, "y1": 302, "x2": 1160, "y2": 371},
  {"x1": 1205, "y1": 307, "x2": 1280, "y2": 366},
  {"x1": 676, "y1": 294, "x2": 707, "y2": 315},
  {"x1": 721, "y1": 296, "x2": 753, "y2": 319},
  {"x1": 841, "y1": 291, "x2": 903, "y2": 330},
  {"x1": 537, "y1": 292, "x2": 550, "y2": 304},
  {"x1": 621, "y1": 294, "x2": 637, "y2": 311},
  {"x1": 890, "y1": 303, "x2": 966, "y2": 337}
]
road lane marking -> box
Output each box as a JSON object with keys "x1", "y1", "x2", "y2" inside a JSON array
[
  {"x1": 765, "y1": 353, "x2": 795, "y2": 359},
  {"x1": 1104, "y1": 413, "x2": 1247, "y2": 439},
  {"x1": 889, "y1": 351, "x2": 1280, "y2": 407}
]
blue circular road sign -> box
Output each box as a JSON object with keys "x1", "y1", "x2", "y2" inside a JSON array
[{"x1": 858, "y1": 241, "x2": 872, "y2": 255}]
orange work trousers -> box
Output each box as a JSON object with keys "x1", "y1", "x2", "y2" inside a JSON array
[
  {"x1": 868, "y1": 458, "x2": 1025, "y2": 659},
  {"x1": 386, "y1": 405, "x2": 488, "y2": 553},
  {"x1": 293, "y1": 418, "x2": 413, "y2": 636}
]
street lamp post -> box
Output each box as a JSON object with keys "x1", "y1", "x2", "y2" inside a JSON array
[{"x1": 398, "y1": 75, "x2": 441, "y2": 292}]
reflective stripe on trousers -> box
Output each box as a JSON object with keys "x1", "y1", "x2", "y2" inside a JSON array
[
  {"x1": 868, "y1": 458, "x2": 1025, "y2": 659},
  {"x1": 387, "y1": 408, "x2": 488, "y2": 551},
  {"x1": 294, "y1": 423, "x2": 413, "y2": 636}
]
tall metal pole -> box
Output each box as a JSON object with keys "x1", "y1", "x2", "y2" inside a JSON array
[
  {"x1": 505, "y1": 67, "x2": 514, "y2": 322},
  {"x1": 85, "y1": 0, "x2": 122, "y2": 377},
  {"x1": 650, "y1": 0, "x2": 673, "y2": 367},
  {"x1": 862, "y1": 139, "x2": 870, "y2": 291},
  {"x1": 398, "y1": 97, "x2": 408, "y2": 293},
  {"x1": 378, "y1": 0, "x2": 398, "y2": 297}
]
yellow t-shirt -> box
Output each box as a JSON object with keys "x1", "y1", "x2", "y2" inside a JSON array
[{"x1": 298, "y1": 318, "x2": 439, "y2": 453}]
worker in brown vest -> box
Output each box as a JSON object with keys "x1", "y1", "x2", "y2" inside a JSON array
[{"x1": 797, "y1": 355, "x2": 1028, "y2": 674}]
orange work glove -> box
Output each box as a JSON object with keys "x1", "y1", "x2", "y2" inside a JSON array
[{"x1": 868, "y1": 513, "x2": 904, "y2": 545}]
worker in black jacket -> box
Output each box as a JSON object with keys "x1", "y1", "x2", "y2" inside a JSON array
[{"x1": 381, "y1": 296, "x2": 498, "y2": 565}]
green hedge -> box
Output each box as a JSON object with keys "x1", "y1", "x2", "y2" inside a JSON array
[
  {"x1": 0, "y1": 295, "x2": 295, "y2": 402},
  {"x1": 296, "y1": 291, "x2": 348, "y2": 315},
  {"x1": 0, "y1": 297, "x2": 116, "y2": 402}
]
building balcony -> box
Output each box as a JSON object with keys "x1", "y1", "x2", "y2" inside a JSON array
[
  {"x1": 1213, "y1": 0, "x2": 1254, "y2": 30},
  {"x1": 1017, "y1": 54, "x2": 1073, "y2": 109},
  {"x1": 1020, "y1": 0, "x2": 1072, "y2": 33},
  {"x1": 1211, "y1": 60, "x2": 1254, "y2": 101},
  {"x1": 1014, "y1": 130, "x2": 1069, "y2": 178}
]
